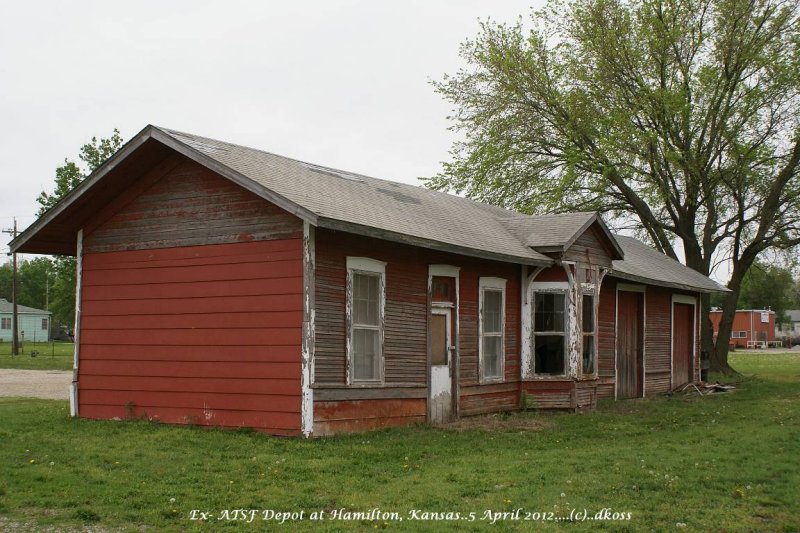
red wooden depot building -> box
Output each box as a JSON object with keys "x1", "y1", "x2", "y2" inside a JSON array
[{"x1": 11, "y1": 126, "x2": 727, "y2": 436}]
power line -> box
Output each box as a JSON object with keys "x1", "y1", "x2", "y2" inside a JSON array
[{"x1": 1, "y1": 219, "x2": 19, "y2": 355}]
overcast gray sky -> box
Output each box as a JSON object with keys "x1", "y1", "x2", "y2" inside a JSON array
[{"x1": 0, "y1": 0, "x2": 546, "y2": 252}]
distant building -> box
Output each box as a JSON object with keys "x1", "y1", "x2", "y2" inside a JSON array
[
  {"x1": 776, "y1": 310, "x2": 800, "y2": 337},
  {"x1": 0, "y1": 298, "x2": 52, "y2": 343},
  {"x1": 710, "y1": 309, "x2": 775, "y2": 348}
]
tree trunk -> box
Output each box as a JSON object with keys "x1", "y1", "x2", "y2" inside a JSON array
[{"x1": 711, "y1": 288, "x2": 739, "y2": 375}]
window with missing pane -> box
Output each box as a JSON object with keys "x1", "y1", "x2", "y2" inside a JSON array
[
  {"x1": 350, "y1": 271, "x2": 382, "y2": 382},
  {"x1": 533, "y1": 292, "x2": 566, "y2": 375}
]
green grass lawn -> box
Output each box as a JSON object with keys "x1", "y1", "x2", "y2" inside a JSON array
[
  {"x1": 0, "y1": 352, "x2": 798, "y2": 531},
  {"x1": 0, "y1": 341, "x2": 73, "y2": 370}
]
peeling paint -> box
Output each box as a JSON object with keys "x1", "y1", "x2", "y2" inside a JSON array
[
  {"x1": 71, "y1": 229, "x2": 83, "y2": 418},
  {"x1": 300, "y1": 222, "x2": 315, "y2": 437}
]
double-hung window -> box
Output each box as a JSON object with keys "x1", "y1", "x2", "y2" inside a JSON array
[
  {"x1": 582, "y1": 294, "x2": 596, "y2": 375},
  {"x1": 533, "y1": 291, "x2": 567, "y2": 375},
  {"x1": 347, "y1": 257, "x2": 386, "y2": 383},
  {"x1": 1, "y1": 317, "x2": 10, "y2": 330},
  {"x1": 479, "y1": 277, "x2": 506, "y2": 382}
]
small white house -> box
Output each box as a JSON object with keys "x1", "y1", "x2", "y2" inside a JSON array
[
  {"x1": 0, "y1": 298, "x2": 52, "y2": 343},
  {"x1": 776, "y1": 310, "x2": 800, "y2": 337}
]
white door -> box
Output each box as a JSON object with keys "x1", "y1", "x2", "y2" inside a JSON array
[{"x1": 430, "y1": 308, "x2": 452, "y2": 423}]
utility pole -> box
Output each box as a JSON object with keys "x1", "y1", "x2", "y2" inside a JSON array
[{"x1": 2, "y1": 218, "x2": 19, "y2": 355}]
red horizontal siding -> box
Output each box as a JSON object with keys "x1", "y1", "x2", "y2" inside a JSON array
[
  {"x1": 81, "y1": 390, "x2": 300, "y2": 413},
  {"x1": 80, "y1": 344, "x2": 299, "y2": 362},
  {"x1": 80, "y1": 360, "x2": 300, "y2": 380},
  {"x1": 79, "y1": 177, "x2": 305, "y2": 435},
  {"x1": 81, "y1": 405, "x2": 300, "y2": 434},
  {"x1": 82, "y1": 294, "x2": 302, "y2": 316},
  {"x1": 80, "y1": 375, "x2": 300, "y2": 395},
  {"x1": 80, "y1": 328, "x2": 301, "y2": 346}
]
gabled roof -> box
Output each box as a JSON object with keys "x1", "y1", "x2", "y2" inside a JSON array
[
  {"x1": 611, "y1": 235, "x2": 729, "y2": 293},
  {"x1": 0, "y1": 298, "x2": 51, "y2": 315},
  {"x1": 10, "y1": 125, "x2": 727, "y2": 294},
  {"x1": 498, "y1": 211, "x2": 623, "y2": 259},
  {"x1": 11, "y1": 125, "x2": 550, "y2": 265}
]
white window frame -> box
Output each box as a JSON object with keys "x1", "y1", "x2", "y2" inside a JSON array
[
  {"x1": 732, "y1": 331, "x2": 748, "y2": 339},
  {"x1": 531, "y1": 283, "x2": 569, "y2": 377},
  {"x1": 346, "y1": 257, "x2": 386, "y2": 385},
  {"x1": 479, "y1": 277, "x2": 506, "y2": 383}
]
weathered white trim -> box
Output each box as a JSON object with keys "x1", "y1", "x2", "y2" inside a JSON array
[
  {"x1": 71, "y1": 229, "x2": 83, "y2": 418},
  {"x1": 300, "y1": 222, "x2": 315, "y2": 437},
  {"x1": 529, "y1": 281, "x2": 569, "y2": 291},
  {"x1": 346, "y1": 257, "x2": 386, "y2": 275},
  {"x1": 562, "y1": 265, "x2": 581, "y2": 379},
  {"x1": 478, "y1": 276, "x2": 506, "y2": 384},
  {"x1": 428, "y1": 264, "x2": 460, "y2": 278},
  {"x1": 616, "y1": 282, "x2": 646, "y2": 293},
  {"x1": 346, "y1": 256, "x2": 386, "y2": 385},
  {"x1": 670, "y1": 293, "x2": 697, "y2": 390},
  {"x1": 672, "y1": 294, "x2": 697, "y2": 306}
]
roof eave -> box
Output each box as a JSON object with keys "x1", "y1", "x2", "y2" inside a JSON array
[
  {"x1": 608, "y1": 270, "x2": 730, "y2": 293},
  {"x1": 317, "y1": 217, "x2": 552, "y2": 267},
  {"x1": 9, "y1": 125, "x2": 158, "y2": 254}
]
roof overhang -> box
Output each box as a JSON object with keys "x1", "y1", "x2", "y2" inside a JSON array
[
  {"x1": 318, "y1": 217, "x2": 552, "y2": 267},
  {"x1": 608, "y1": 270, "x2": 731, "y2": 294},
  {"x1": 9, "y1": 125, "x2": 318, "y2": 255}
]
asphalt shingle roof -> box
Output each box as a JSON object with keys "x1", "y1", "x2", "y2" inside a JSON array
[
  {"x1": 158, "y1": 127, "x2": 552, "y2": 265},
  {"x1": 611, "y1": 235, "x2": 728, "y2": 293},
  {"x1": 0, "y1": 298, "x2": 51, "y2": 314},
  {"x1": 11, "y1": 125, "x2": 728, "y2": 294}
]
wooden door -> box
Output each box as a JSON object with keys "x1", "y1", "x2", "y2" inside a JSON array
[
  {"x1": 617, "y1": 291, "x2": 643, "y2": 399},
  {"x1": 429, "y1": 308, "x2": 452, "y2": 423},
  {"x1": 672, "y1": 303, "x2": 694, "y2": 389}
]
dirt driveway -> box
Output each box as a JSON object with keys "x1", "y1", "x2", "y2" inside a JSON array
[{"x1": 0, "y1": 369, "x2": 71, "y2": 400}]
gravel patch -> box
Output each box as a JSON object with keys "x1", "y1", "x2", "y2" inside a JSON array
[{"x1": 0, "y1": 369, "x2": 71, "y2": 400}]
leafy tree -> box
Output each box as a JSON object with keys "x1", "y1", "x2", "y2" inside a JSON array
[
  {"x1": 428, "y1": 0, "x2": 800, "y2": 373},
  {"x1": 733, "y1": 261, "x2": 797, "y2": 327},
  {"x1": 34, "y1": 130, "x2": 124, "y2": 328}
]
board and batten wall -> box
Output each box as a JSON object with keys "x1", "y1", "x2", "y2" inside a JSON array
[
  {"x1": 77, "y1": 157, "x2": 306, "y2": 435},
  {"x1": 597, "y1": 278, "x2": 702, "y2": 399},
  {"x1": 312, "y1": 229, "x2": 522, "y2": 435}
]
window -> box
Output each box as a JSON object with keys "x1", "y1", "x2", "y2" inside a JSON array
[
  {"x1": 533, "y1": 292, "x2": 566, "y2": 375},
  {"x1": 42, "y1": 318, "x2": 49, "y2": 331},
  {"x1": 479, "y1": 277, "x2": 506, "y2": 382},
  {"x1": 347, "y1": 257, "x2": 385, "y2": 383},
  {"x1": 733, "y1": 331, "x2": 747, "y2": 338},
  {"x1": 582, "y1": 294, "x2": 596, "y2": 375},
  {"x1": 1, "y1": 317, "x2": 10, "y2": 329}
]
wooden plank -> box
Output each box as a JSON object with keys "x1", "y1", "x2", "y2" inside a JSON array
[
  {"x1": 313, "y1": 387, "x2": 427, "y2": 401},
  {"x1": 314, "y1": 399, "x2": 426, "y2": 421},
  {"x1": 80, "y1": 375, "x2": 300, "y2": 395},
  {"x1": 80, "y1": 344, "x2": 300, "y2": 362},
  {"x1": 82, "y1": 278, "x2": 303, "y2": 302},
  {"x1": 80, "y1": 328, "x2": 301, "y2": 347},
  {"x1": 80, "y1": 360, "x2": 300, "y2": 379},
  {"x1": 82, "y1": 294, "x2": 302, "y2": 316},
  {"x1": 82, "y1": 260, "x2": 303, "y2": 286},
  {"x1": 80, "y1": 404, "x2": 301, "y2": 432},
  {"x1": 80, "y1": 390, "x2": 301, "y2": 413}
]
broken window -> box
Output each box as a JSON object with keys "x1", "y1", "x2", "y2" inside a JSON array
[
  {"x1": 347, "y1": 258, "x2": 385, "y2": 383},
  {"x1": 480, "y1": 278, "x2": 506, "y2": 382},
  {"x1": 533, "y1": 292, "x2": 566, "y2": 375},
  {"x1": 582, "y1": 294, "x2": 596, "y2": 375}
]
